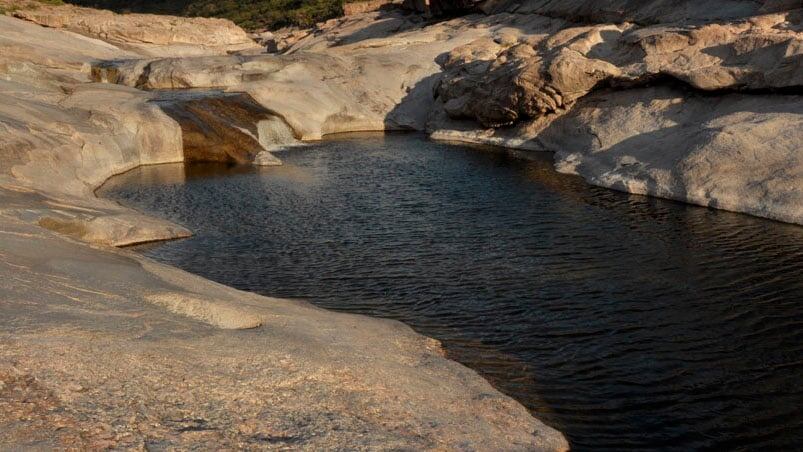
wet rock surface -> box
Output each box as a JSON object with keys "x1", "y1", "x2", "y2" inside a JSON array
[{"x1": 153, "y1": 92, "x2": 286, "y2": 164}]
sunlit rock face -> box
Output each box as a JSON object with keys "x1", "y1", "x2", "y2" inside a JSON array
[
  {"x1": 81, "y1": 0, "x2": 803, "y2": 225},
  {"x1": 0, "y1": 0, "x2": 802, "y2": 448},
  {"x1": 540, "y1": 87, "x2": 803, "y2": 225},
  {"x1": 11, "y1": 3, "x2": 260, "y2": 57},
  {"x1": 428, "y1": 1, "x2": 803, "y2": 225},
  {"x1": 436, "y1": 9, "x2": 803, "y2": 127},
  {"x1": 0, "y1": 12, "x2": 569, "y2": 452}
]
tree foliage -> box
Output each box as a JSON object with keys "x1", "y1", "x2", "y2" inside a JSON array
[{"x1": 64, "y1": 0, "x2": 346, "y2": 30}]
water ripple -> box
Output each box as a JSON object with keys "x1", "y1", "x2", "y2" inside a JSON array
[{"x1": 99, "y1": 133, "x2": 803, "y2": 451}]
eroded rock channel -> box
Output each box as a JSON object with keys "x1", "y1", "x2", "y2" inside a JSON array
[
  {"x1": 1, "y1": 0, "x2": 802, "y2": 448},
  {"x1": 100, "y1": 134, "x2": 803, "y2": 450}
]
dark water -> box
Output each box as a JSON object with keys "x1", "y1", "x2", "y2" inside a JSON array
[{"x1": 99, "y1": 133, "x2": 803, "y2": 450}]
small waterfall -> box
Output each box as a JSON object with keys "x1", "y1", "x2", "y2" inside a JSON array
[
  {"x1": 152, "y1": 92, "x2": 298, "y2": 166},
  {"x1": 254, "y1": 116, "x2": 300, "y2": 165},
  {"x1": 257, "y1": 116, "x2": 298, "y2": 149}
]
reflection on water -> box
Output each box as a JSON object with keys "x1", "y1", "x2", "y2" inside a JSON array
[{"x1": 100, "y1": 133, "x2": 803, "y2": 450}]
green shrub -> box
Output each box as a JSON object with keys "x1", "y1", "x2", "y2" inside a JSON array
[{"x1": 63, "y1": 0, "x2": 347, "y2": 30}]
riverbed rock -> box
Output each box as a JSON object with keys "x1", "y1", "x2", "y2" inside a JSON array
[
  {"x1": 95, "y1": 12, "x2": 575, "y2": 139},
  {"x1": 437, "y1": 9, "x2": 803, "y2": 126},
  {"x1": 542, "y1": 87, "x2": 803, "y2": 224},
  {"x1": 0, "y1": 212, "x2": 568, "y2": 450},
  {"x1": 10, "y1": 3, "x2": 260, "y2": 57},
  {"x1": 2, "y1": 0, "x2": 803, "y2": 447},
  {"x1": 70, "y1": 2, "x2": 803, "y2": 226},
  {"x1": 428, "y1": 3, "x2": 803, "y2": 223},
  {"x1": 0, "y1": 12, "x2": 568, "y2": 451},
  {"x1": 153, "y1": 92, "x2": 286, "y2": 164}
]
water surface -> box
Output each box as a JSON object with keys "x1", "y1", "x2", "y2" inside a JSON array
[{"x1": 100, "y1": 133, "x2": 803, "y2": 450}]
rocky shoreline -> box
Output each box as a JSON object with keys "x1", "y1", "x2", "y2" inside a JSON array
[
  {"x1": 82, "y1": 1, "x2": 803, "y2": 224},
  {"x1": 0, "y1": 0, "x2": 800, "y2": 448},
  {"x1": 0, "y1": 5, "x2": 569, "y2": 450}
]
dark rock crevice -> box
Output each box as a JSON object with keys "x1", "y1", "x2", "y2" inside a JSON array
[{"x1": 152, "y1": 92, "x2": 290, "y2": 165}]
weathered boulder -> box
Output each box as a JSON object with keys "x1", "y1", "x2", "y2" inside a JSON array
[
  {"x1": 11, "y1": 4, "x2": 260, "y2": 57},
  {"x1": 542, "y1": 87, "x2": 803, "y2": 224},
  {"x1": 437, "y1": 9, "x2": 803, "y2": 126}
]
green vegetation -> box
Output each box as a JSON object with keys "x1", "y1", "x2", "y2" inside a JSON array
[
  {"x1": 187, "y1": 0, "x2": 345, "y2": 30},
  {"x1": 63, "y1": 0, "x2": 348, "y2": 30},
  {"x1": 1, "y1": 0, "x2": 64, "y2": 15}
]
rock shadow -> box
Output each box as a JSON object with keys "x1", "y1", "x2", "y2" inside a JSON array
[
  {"x1": 384, "y1": 71, "x2": 445, "y2": 131},
  {"x1": 152, "y1": 92, "x2": 278, "y2": 164}
]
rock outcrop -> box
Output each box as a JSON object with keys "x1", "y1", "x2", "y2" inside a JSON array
[
  {"x1": 86, "y1": 3, "x2": 801, "y2": 224},
  {"x1": 1, "y1": 0, "x2": 802, "y2": 447},
  {"x1": 543, "y1": 87, "x2": 803, "y2": 224},
  {"x1": 0, "y1": 11, "x2": 568, "y2": 452},
  {"x1": 437, "y1": 9, "x2": 803, "y2": 127},
  {"x1": 153, "y1": 92, "x2": 289, "y2": 164},
  {"x1": 430, "y1": 2, "x2": 803, "y2": 224},
  {"x1": 10, "y1": 3, "x2": 260, "y2": 56}
]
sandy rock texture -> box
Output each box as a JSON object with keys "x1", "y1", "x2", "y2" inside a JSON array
[
  {"x1": 92, "y1": 3, "x2": 803, "y2": 224},
  {"x1": 0, "y1": 211, "x2": 568, "y2": 450},
  {"x1": 430, "y1": 2, "x2": 803, "y2": 224},
  {"x1": 1, "y1": 0, "x2": 802, "y2": 446},
  {"x1": 437, "y1": 9, "x2": 803, "y2": 126},
  {"x1": 0, "y1": 12, "x2": 568, "y2": 452},
  {"x1": 9, "y1": 3, "x2": 260, "y2": 57}
]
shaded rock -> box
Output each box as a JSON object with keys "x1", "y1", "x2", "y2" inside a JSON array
[
  {"x1": 541, "y1": 87, "x2": 803, "y2": 224},
  {"x1": 153, "y1": 92, "x2": 286, "y2": 165},
  {"x1": 272, "y1": 26, "x2": 315, "y2": 53},
  {"x1": 429, "y1": 83, "x2": 803, "y2": 225},
  {"x1": 426, "y1": 4, "x2": 802, "y2": 225},
  {"x1": 437, "y1": 10, "x2": 803, "y2": 127},
  {"x1": 481, "y1": 0, "x2": 798, "y2": 24},
  {"x1": 403, "y1": 0, "x2": 481, "y2": 16},
  {"x1": 345, "y1": 0, "x2": 403, "y2": 16}
]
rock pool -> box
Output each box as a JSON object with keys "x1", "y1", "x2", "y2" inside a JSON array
[{"x1": 100, "y1": 133, "x2": 803, "y2": 450}]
